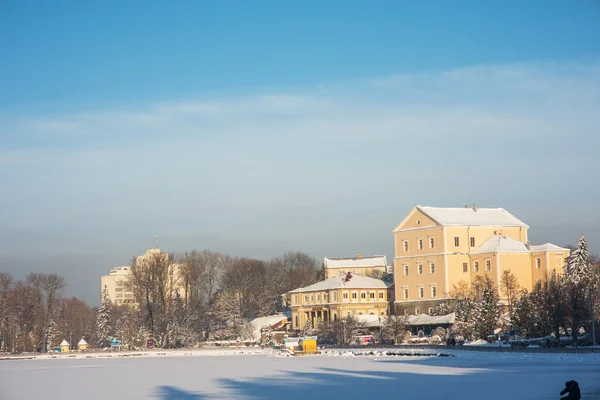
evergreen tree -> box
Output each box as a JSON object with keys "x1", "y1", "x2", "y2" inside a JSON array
[
  {"x1": 473, "y1": 280, "x2": 500, "y2": 340},
  {"x1": 382, "y1": 315, "x2": 406, "y2": 344},
  {"x1": 96, "y1": 286, "x2": 113, "y2": 348},
  {"x1": 564, "y1": 234, "x2": 591, "y2": 346},
  {"x1": 565, "y1": 234, "x2": 590, "y2": 285}
]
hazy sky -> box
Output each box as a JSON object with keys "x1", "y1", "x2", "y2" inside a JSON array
[{"x1": 1, "y1": 1, "x2": 599, "y2": 305}]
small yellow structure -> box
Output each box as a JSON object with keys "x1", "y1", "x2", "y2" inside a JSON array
[
  {"x1": 299, "y1": 337, "x2": 317, "y2": 354},
  {"x1": 77, "y1": 338, "x2": 88, "y2": 351},
  {"x1": 60, "y1": 340, "x2": 70, "y2": 353}
]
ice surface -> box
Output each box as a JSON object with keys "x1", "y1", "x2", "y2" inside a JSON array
[{"x1": 1, "y1": 349, "x2": 599, "y2": 399}]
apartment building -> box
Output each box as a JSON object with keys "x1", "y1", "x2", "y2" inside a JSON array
[
  {"x1": 392, "y1": 205, "x2": 570, "y2": 315},
  {"x1": 287, "y1": 272, "x2": 392, "y2": 330},
  {"x1": 323, "y1": 255, "x2": 388, "y2": 279},
  {"x1": 100, "y1": 248, "x2": 186, "y2": 306}
]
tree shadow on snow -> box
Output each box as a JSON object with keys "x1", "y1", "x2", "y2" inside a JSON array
[{"x1": 154, "y1": 385, "x2": 206, "y2": 400}]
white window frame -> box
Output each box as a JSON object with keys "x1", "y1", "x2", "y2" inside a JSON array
[
  {"x1": 463, "y1": 262, "x2": 468, "y2": 273},
  {"x1": 418, "y1": 237, "x2": 423, "y2": 250},
  {"x1": 431, "y1": 285, "x2": 437, "y2": 298},
  {"x1": 474, "y1": 261, "x2": 479, "y2": 272},
  {"x1": 417, "y1": 263, "x2": 423, "y2": 275},
  {"x1": 485, "y1": 259, "x2": 491, "y2": 272},
  {"x1": 454, "y1": 237, "x2": 460, "y2": 247},
  {"x1": 415, "y1": 308, "x2": 420, "y2": 315},
  {"x1": 418, "y1": 286, "x2": 424, "y2": 299},
  {"x1": 429, "y1": 262, "x2": 435, "y2": 274},
  {"x1": 470, "y1": 237, "x2": 476, "y2": 247},
  {"x1": 429, "y1": 236, "x2": 435, "y2": 249},
  {"x1": 403, "y1": 240, "x2": 409, "y2": 252},
  {"x1": 403, "y1": 287, "x2": 409, "y2": 299},
  {"x1": 403, "y1": 264, "x2": 409, "y2": 276},
  {"x1": 428, "y1": 307, "x2": 434, "y2": 315},
  {"x1": 536, "y1": 258, "x2": 541, "y2": 269}
]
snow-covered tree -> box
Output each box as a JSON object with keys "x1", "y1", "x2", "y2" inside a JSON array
[
  {"x1": 565, "y1": 234, "x2": 591, "y2": 285},
  {"x1": 96, "y1": 286, "x2": 113, "y2": 347},
  {"x1": 301, "y1": 317, "x2": 317, "y2": 336},
  {"x1": 473, "y1": 279, "x2": 500, "y2": 340}
]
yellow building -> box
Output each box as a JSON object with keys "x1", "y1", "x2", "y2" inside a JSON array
[
  {"x1": 393, "y1": 205, "x2": 570, "y2": 315},
  {"x1": 323, "y1": 255, "x2": 388, "y2": 279},
  {"x1": 60, "y1": 340, "x2": 70, "y2": 353},
  {"x1": 100, "y1": 248, "x2": 186, "y2": 306},
  {"x1": 77, "y1": 338, "x2": 88, "y2": 351},
  {"x1": 287, "y1": 273, "x2": 391, "y2": 330}
]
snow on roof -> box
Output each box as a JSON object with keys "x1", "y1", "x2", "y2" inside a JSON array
[
  {"x1": 355, "y1": 314, "x2": 384, "y2": 327},
  {"x1": 324, "y1": 256, "x2": 387, "y2": 268},
  {"x1": 471, "y1": 235, "x2": 530, "y2": 255},
  {"x1": 530, "y1": 243, "x2": 570, "y2": 252},
  {"x1": 249, "y1": 314, "x2": 289, "y2": 341},
  {"x1": 78, "y1": 339, "x2": 88, "y2": 345},
  {"x1": 289, "y1": 273, "x2": 388, "y2": 293},
  {"x1": 60, "y1": 340, "x2": 69, "y2": 346},
  {"x1": 405, "y1": 313, "x2": 455, "y2": 326},
  {"x1": 417, "y1": 206, "x2": 529, "y2": 227}
]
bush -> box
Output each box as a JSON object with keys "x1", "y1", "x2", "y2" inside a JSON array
[
  {"x1": 403, "y1": 331, "x2": 412, "y2": 341},
  {"x1": 486, "y1": 335, "x2": 497, "y2": 343},
  {"x1": 434, "y1": 327, "x2": 446, "y2": 338},
  {"x1": 428, "y1": 335, "x2": 442, "y2": 345},
  {"x1": 417, "y1": 330, "x2": 425, "y2": 338}
]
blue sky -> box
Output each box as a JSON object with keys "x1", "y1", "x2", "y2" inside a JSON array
[{"x1": 1, "y1": 1, "x2": 599, "y2": 305}]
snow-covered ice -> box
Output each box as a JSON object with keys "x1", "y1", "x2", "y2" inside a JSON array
[{"x1": 1, "y1": 349, "x2": 599, "y2": 399}]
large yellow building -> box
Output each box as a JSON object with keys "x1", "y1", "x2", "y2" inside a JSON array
[
  {"x1": 287, "y1": 273, "x2": 391, "y2": 330},
  {"x1": 100, "y1": 248, "x2": 186, "y2": 306},
  {"x1": 392, "y1": 205, "x2": 570, "y2": 315},
  {"x1": 323, "y1": 255, "x2": 388, "y2": 279}
]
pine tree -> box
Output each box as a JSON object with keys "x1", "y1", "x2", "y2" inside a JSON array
[
  {"x1": 382, "y1": 315, "x2": 406, "y2": 344},
  {"x1": 473, "y1": 281, "x2": 500, "y2": 340},
  {"x1": 96, "y1": 286, "x2": 113, "y2": 348},
  {"x1": 565, "y1": 234, "x2": 590, "y2": 285}
]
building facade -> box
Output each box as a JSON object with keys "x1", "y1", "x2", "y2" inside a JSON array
[
  {"x1": 323, "y1": 255, "x2": 388, "y2": 279},
  {"x1": 392, "y1": 205, "x2": 570, "y2": 315},
  {"x1": 287, "y1": 273, "x2": 392, "y2": 330},
  {"x1": 100, "y1": 248, "x2": 186, "y2": 306}
]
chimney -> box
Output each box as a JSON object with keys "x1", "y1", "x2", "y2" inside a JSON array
[
  {"x1": 357, "y1": 254, "x2": 363, "y2": 259},
  {"x1": 473, "y1": 203, "x2": 478, "y2": 212},
  {"x1": 526, "y1": 241, "x2": 531, "y2": 250},
  {"x1": 464, "y1": 205, "x2": 470, "y2": 209}
]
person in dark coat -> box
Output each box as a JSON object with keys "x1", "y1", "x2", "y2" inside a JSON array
[{"x1": 560, "y1": 380, "x2": 581, "y2": 400}]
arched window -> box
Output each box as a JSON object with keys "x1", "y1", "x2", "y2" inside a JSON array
[{"x1": 333, "y1": 313, "x2": 338, "y2": 321}]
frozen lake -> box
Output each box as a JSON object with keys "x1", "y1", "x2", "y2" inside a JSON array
[{"x1": 1, "y1": 350, "x2": 599, "y2": 399}]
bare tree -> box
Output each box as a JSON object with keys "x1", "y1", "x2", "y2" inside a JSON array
[
  {"x1": 500, "y1": 269, "x2": 520, "y2": 317},
  {"x1": 382, "y1": 315, "x2": 407, "y2": 344},
  {"x1": 26, "y1": 273, "x2": 66, "y2": 352}
]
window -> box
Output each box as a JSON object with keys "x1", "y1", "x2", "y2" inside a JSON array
[
  {"x1": 317, "y1": 295, "x2": 320, "y2": 301},
  {"x1": 470, "y1": 237, "x2": 476, "y2": 247},
  {"x1": 403, "y1": 240, "x2": 409, "y2": 252},
  {"x1": 485, "y1": 260, "x2": 491, "y2": 272},
  {"x1": 404, "y1": 309, "x2": 408, "y2": 316},
  {"x1": 379, "y1": 292, "x2": 384, "y2": 299},
  {"x1": 310, "y1": 295, "x2": 314, "y2": 302},
  {"x1": 333, "y1": 292, "x2": 337, "y2": 301},
  {"x1": 536, "y1": 258, "x2": 541, "y2": 269},
  {"x1": 293, "y1": 295, "x2": 297, "y2": 305},
  {"x1": 418, "y1": 238, "x2": 423, "y2": 250},
  {"x1": 403, "y1": 288, "x2": 409, "y2": 299},
  {"x1": 454, "y1": 237, "x2": 460, "y2": 247},
  {"x1": 361, "y1": 293, "x2": 366, "y2": 299},
  {"x1": 415, "y1": 308, "x2": 420, "y2": 315},
  {"x1": 463, "y1": 262, "x2": 468, "y2": 273},
  {"x1": 419, "y1": 287, "x2": 424, "y2": 298},
  {"x1": 404, "y1": 265, "x2": 409, "y2": 276},
  {"x1": 474, "y1": 261, "x2": 479, "y2": 272},
  {"x1": 418, "y1": 264, "x2": 423, "y2": 275},
  {"x1": 429, "y1": 237, "x2": 435, "y2": 249},
  {"x1": 305, "y1": 295, "x2": 309, "y2": 303},
  {"x1": 343, "y1": 293, "x2": 348, "y2": 299},
  {"x1": 352, "y1": 293, "x2": 357, "y2": 299},
  {"x1": 430, "y1": 262, "x2": 435, "y2": 274},
  {"x1": 369, "y1": 292, "x2": 375, "y2": 299},
  {"x1": 295, "y1": 316, "x2": 298, "y2": 327},
  {"x1": 431, "y1": 286, "x2": 437, "y2": 298},
  {"x1": 428, "y1": 307, "x2": 434, "y2": 315}
]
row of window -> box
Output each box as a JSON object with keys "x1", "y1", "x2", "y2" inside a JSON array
[
  {"x1": 402, "y1": 285, "x2": 437, "y2": 299},
  {"x1": 402, "y1": 236, "x2": 477, "y2": 252},
  {"x1": 403, "y1": 307, "x2": 434, "y2": 316},
  {"x1": 293, "y1": 291, "x2": 385, "y2": 305},
  {"x1": 403, "y1": 262, "x2": 436, "y2": 276}
]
